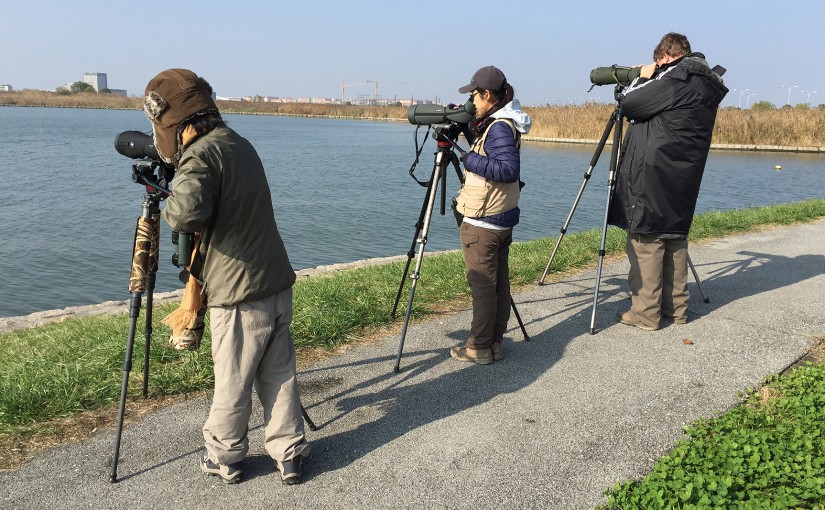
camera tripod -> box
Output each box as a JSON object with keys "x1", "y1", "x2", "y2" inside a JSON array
[
  {"x1": 390, "y1": 125, "x2": 529, "y2": 373},
  {"x1": 536, "y1": 86, "x2": 709, "y2": 334},
  {"x1": 109, "y1": 167, "x2": 316, "y2": 483}
]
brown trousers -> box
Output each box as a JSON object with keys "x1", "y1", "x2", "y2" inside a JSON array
[
  {"x1": 204, "y1": 289, "x2": 310, "y2": 465},
  {"x1": 460, "y1": 222, "x2": 512, "y2": 350},
  {"x1": 626, "y1": 234, "x2": 689, "y2": 329}
]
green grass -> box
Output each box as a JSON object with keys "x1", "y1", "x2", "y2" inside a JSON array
[
  {"x1": 600, "y1": 364, "x2": 825, "y2": 509},
  {"x1": 1, "y1": 199, "x2": 824, "y2": 438}
]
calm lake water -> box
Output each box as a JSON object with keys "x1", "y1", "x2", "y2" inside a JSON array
[{"x1": 1, "y1": 106, "x2": 823, "y2": 318}]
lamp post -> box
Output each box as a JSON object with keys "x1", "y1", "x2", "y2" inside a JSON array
[
  {"x1": 782, "y1": 84, "x2": 799, "y2": 105},
  {"x1": 738, "y1": 88, "x2": 749, "y2": 108},
  {"x1": 746, "y1": 93, "x2": 757, "y2": 108},
  {"x1": 802, "y1": 90, "x2": 817, "y2": 104}
]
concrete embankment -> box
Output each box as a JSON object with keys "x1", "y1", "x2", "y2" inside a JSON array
[{"x1": 0, "y1": 253, "x2": 419, "y2": 334}]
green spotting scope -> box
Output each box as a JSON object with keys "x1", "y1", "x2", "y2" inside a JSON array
[
  {"x1": 590, "y1": 65, "x2": 642, "y2": 86},
  {"x1": 407, "y1": 98, "x2": 476, "y2": 125}
]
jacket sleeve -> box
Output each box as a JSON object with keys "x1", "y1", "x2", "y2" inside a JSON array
[
  {"x1": 464, "y1": 122, "x2": 520, "y2": 183},
  {"x1": 622, "y1": 76, "x2": 676, "y2": 122},
  {"x1": 161, "y1": 155, "x2": 215, "y2": 233}
]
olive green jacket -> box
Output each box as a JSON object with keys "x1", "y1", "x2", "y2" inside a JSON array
[{"x1": 161, "y1": 126, "x2": 295, "y2": 306}]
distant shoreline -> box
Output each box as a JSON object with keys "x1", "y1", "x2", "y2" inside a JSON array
[{"x1": 5, "y1": 91, "x2": 825, "y2": 152}]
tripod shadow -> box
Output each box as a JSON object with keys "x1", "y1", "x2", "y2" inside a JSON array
[
  {"x1": 254, "y1": 251, "x2": 822, "y2": 481},
  {"x1": 684, "y1": 250, "x2": 825, "y2": 317},
  {"x1": 299, "y1": 301, "x2": 596, "y2": 477},
  {"x1": 545, "y1": 249, "x2": 825, "y2": 331}
]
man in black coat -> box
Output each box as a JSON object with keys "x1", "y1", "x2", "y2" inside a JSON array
[{"x1": 608, "y1": 32, "x2": 728, "y2": 331}]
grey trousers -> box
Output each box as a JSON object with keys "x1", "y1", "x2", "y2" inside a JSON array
[
  {"x1": 460, "y1": 222, "x2": 512, "y2": 350},
  {"x1": 626, "y1": 233, "x2": 689, "y2": 329},
  {"x1": 204, "y1": 289, "x2": 310, "y2": 466}
]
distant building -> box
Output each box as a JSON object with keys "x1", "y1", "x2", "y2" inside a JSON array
[
  {"x1": 83, "y1": 72, "x2": 108, "y2": 92},
  {"x1": 0, "y1": 84, "x2": 12, "y2": 92},
  {"x1": 108, "y1": 89, "x2": 127, "y2": 96}
]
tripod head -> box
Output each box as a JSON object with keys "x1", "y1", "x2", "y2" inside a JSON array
[
  {"x1": 132, "y1": 160, "x2": 172, "y2": 200},
  {"x1": 613, "y1": 84, "x2": 626, "y2": 103},
  {"x1": 432, "y1": 123, "x2": 469, "y2": 156},
  {"x1": 116, "y1": 130, "x2": 174, "y2": 199}
]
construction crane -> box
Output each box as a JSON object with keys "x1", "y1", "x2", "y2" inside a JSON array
[
  {"x1": 338, "y1": 82, "x2": 362, "y2": 102},
  {"x1": 366, "y1": 80, "x2": 403, "y2": 100}
]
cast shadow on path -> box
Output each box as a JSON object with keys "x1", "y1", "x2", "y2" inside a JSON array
[{"x1": 207, "y1": 250, "x2": 824, "y2": 483}]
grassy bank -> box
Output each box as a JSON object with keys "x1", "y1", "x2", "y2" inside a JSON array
[
  {"x1": 3, "y1": 90, "x2": 825, "y2": 147},
  {"x1": 2, "y1": 199, "x2": 825, "y2": 474}
]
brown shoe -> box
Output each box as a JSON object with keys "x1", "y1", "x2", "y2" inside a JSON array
[
  {"x1": 450, "y1": 346, "x2": 493, "y2": 365},
  {"x1": 616, "y1": 311, "x2": 658, "y2": 332},
  {"x1": 663, "y1": 314, "x2": 688, "y2": 324},
  {"x1": 491, "y1": 343, "x2": 504, "y2": 361}
]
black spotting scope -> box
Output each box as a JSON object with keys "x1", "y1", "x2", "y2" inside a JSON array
[
  {"x1": 115, "y1": 131, "x2": 162, "y2": 161},
  {"x1": 589, "y1": 65, "x2": 642, "y2": 87},
  {"x1": 407, "y1": 98, "x2": 476, "y2": 126}
]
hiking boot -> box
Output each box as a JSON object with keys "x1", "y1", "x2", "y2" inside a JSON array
[
  {"x1": 199, "y1": 451, "x2": 243, "y2": 484},
  {"x1": 616, "y1": 311, "x2": 658, "y2": 332},
  {"x1": 276, "y1": 456, "x2": 303, "y2": 485},
  {"x1": 450, "y1": 346, "x2": 493, "y2": 365},
  {"x1": 663, "y1": 314, "x2": 688, "y2": 324},
  {"x1": 491, "y1": 342, "x2": 504, "y2": 361}
]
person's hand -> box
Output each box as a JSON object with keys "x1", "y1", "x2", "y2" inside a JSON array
[{"x1": 639, "y1": 63, "x2": 656, "y2": 79}]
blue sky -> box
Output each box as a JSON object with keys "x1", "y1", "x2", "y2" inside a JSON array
[{"x1": 2, "y1": 0, "x2": 823, "y2": 107}]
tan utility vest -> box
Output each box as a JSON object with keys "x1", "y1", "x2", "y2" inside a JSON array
[{"x1": 455, "y1": 118, "x2": 520, "y2": 218}]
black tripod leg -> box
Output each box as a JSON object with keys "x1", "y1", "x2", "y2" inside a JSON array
[
  {"x1": 301, "y1": 404, "x2": 318, "y2": 431},
  {"x1": 589, "y1": 103, "x2": 624, "y2": 335},
  {"x1": 687, "y1": 253, "x2": 710, "y2": 303},
  {"x1": 141, "y1": 272, "x2": 155, "y2": 399},
  {"x1": 510, "y1": 297, "x2": 530, "y2": 341},
  {"x1": 539, "y1": 114, "x2": 616, "y2": 285},
  {"x1": 110, "y1": 293, "x2": 142, "y2": 483}
]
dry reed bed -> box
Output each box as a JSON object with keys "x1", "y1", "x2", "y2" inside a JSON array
[{"x1": 2, "y1": 91, "x2": 824, "y2": 147}]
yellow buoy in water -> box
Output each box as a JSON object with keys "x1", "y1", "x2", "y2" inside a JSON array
[{"x1": 775, "y1": 165, "x2": 782, "y2": 171}]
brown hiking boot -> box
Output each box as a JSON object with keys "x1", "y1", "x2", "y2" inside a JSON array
[
  {"x1": 663, "y1": 314, "x2": 688, "y2": 324},
  {"x1": 616, "y1": 311, "x2": 659, "y2": 332},
  {"x1": 491, "y1": 342, "x2": 504, "y2": 361},
  {"x1": 450, "y1": 346, "x2": 493, "y2": 365}
]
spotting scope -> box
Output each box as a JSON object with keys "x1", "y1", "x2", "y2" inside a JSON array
[
  {"x1": 589, "y1": 65, "x2": 642, "y2": 87},
  {"x1": 115, "y1": 131, "x2": 162, "y2": 161},
  {"x1": 407, "y1": 98, "x2": 476, "y2": 125}
]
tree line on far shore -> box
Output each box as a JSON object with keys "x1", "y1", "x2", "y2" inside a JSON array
[{"x1": 2, "y1": 89, "x2": 824, "y2": 147}]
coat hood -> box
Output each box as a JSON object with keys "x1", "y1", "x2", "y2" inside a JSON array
[{"x1": 491, "y1": 99, "x2": 532, "y2": 134}]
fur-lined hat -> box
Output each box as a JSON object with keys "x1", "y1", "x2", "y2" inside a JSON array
[{"x1": 144, "y1": 69, "x2": 218, "y2": 165}]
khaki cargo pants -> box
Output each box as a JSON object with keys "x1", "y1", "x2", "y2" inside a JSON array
[
  {"x1": 203, "y1": 289, "x2": 310, "y2": 465},
  {"x1": 626, "y1": 234, "x2": 689, "y2": 329}
]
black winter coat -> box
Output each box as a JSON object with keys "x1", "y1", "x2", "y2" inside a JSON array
[{"x1": 607, "y1": 53, "x2": 728, "y2": 237}]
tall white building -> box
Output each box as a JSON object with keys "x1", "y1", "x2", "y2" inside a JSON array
[
  {"x1": 0, "y1": 84, "x2": 12, "y2": 92},
  {"x1": 83, "y1": 72, "x2": 107, "y2": 92}
]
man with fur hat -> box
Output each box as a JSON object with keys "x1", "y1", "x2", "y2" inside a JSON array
[{"x1": 145, "y1": 68, "x2": 310, "y2": 485}]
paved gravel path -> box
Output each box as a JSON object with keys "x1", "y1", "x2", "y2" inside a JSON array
[{"x1": 2, "y1": 221, "x2": 823, "y2": 510}]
